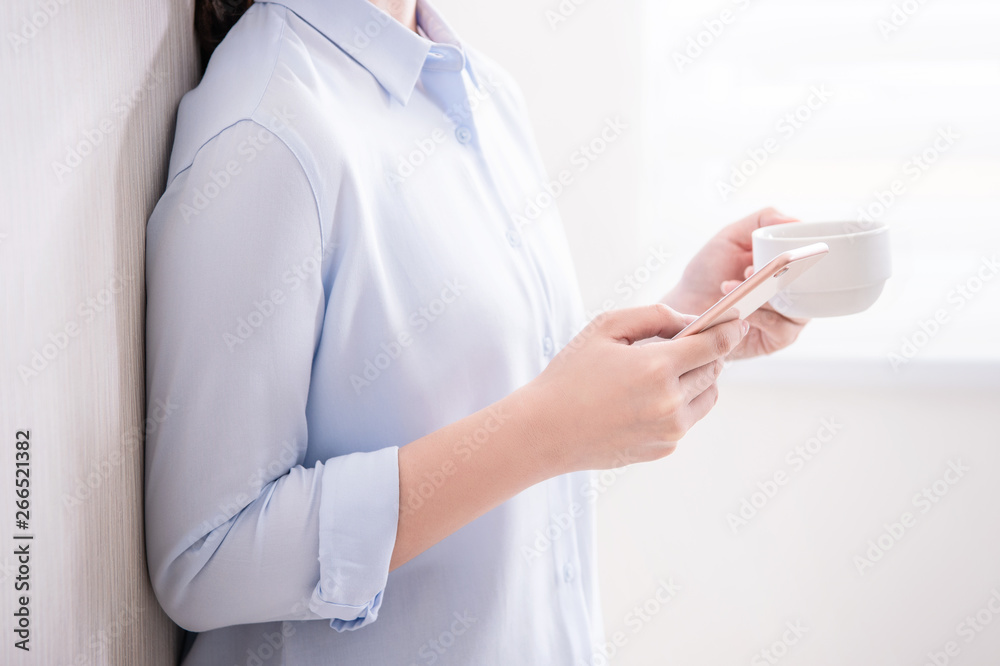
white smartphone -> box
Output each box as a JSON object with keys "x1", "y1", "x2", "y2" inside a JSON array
[{"x1": 672, "y1": 242, "x2": 829, "y2": 339}]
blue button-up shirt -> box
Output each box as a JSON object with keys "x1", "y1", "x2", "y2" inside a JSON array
[{"x1": 144, "y1": 0, "x2": 603, "y2": 663}]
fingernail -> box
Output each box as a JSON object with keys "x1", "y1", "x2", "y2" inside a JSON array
[{"x1": 741, "y1": 320, "x2": 750, "y2": 335}]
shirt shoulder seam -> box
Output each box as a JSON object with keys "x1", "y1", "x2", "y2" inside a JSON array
[
  {"x1": 165, "y1": 9, "x2": 325, "y2": 251},
  {"x1": 164, "y1": 7, "x2": 284, "y2": 190},
  {"x1": 164, "y1": 119, "x2": 324, "y2": 260}
]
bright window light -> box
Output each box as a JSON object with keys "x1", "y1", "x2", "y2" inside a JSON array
[{"x1": 638, "y1": 0, "x2": 1000, "y2": 364}]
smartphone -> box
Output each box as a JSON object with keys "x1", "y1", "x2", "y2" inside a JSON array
[{"x1": 671, "y1": 242, "x2": 829, "y2": 339}]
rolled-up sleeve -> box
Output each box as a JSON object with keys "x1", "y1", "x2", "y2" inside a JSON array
[
  {"x1": 144, "y1": 119, "x2": 399, "y2": 633},
  {"x1": 313, "y1": 447, "x2": 400, "y2": 631}
]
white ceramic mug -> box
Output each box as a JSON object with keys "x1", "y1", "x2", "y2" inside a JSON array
[{"x1": 751, "y1": 221, "x2": 892, "y2": 318}]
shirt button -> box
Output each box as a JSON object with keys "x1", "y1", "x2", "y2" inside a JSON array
[
  {"x1": 542, "y1": 336, "x2": 554, "y2": 357},
  {"x1": 505, "y1": 230, "x2": 521, "y2": 248},
  {"x1": 455, "y1": 126, "x2": 473, "y2": 144},
  {"x1": 562, "y1": 562, "x2": 575, "y2": 583}
]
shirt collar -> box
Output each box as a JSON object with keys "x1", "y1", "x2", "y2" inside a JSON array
[{"x1": 261, "y1": 0, "x2": 476, "y2": 105}]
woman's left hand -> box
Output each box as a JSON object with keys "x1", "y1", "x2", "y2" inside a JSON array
[{"x1": 664, "y1": 207, "x2": 809, "y2": 361}]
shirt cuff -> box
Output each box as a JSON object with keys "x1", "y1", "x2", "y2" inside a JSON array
[{"x1": 310, "y1": 446, "x2": 400, "y2": 631}]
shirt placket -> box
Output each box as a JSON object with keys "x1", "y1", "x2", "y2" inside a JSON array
[
  {"x1": 421, "y1": 51, "x2": 585, "y2": 645},
  {"x1": 426, "y1": 62, "x2": 562, "y2": 372}
]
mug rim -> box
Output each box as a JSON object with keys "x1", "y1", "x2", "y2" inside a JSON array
[{"x1": 752, "y1": 220, "x2": 888, "y2": 242}]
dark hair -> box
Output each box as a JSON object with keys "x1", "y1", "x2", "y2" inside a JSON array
[{"x1": 194, "y1": 0, "x2": 254, "y2": 71}]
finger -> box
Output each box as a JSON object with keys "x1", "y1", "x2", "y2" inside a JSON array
[
  {"x1": 679, "y1": 358, "x2": 723, "y2": 401},
  {"x1": 659, "y1": 318, "x2": 748, "y2": 373},
  {"x1": 600, "y1": 303, "x2": 694, "y2": 344},
  {"x1": 752, "y1": 302, "x2": 810, "y2": 328},
  {"x1": 720, "y1": 266, "x2": 756, "y2": 295},
  {"x1": 726, "y1": 307, "x2": 809, "y2": 361},
  {"x1": 633, "y1": 311, "x2": 699, "y2": 347},
  {"x1": 727, "y1": 207, "x2": 799, "y2": 247},
  {"x1": 685, "y1": 381, "x2": 720, "y2": 426}
]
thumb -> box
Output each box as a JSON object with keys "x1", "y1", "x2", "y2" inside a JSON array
[
  {"x1": 602, "y1": 303, "x2": 694, "y2": 344},
  {"x1": 728, "y1": 207, "x2": 799, "y2": 239}
]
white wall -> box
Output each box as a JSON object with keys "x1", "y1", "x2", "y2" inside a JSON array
[
  {"x1": 1, "y1": 0, "x2": 197, "y2": 662},
  {"x1": 595, "y1": 362, "x2": 1000, "y2": 665},
  {"x1": 436, "y1": 1, "x2": 1000, "y2": 664}
]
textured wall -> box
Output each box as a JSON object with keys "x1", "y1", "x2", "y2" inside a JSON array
[{"x1": 1, "y1": 0, "x2": 197, "y2": 662}]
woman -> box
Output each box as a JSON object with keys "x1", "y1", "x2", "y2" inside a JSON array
[{"x1": 143, "y1": 0, "x2": 805, "y2": 663}]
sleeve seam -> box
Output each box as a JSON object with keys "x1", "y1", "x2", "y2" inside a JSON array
[
  {"x1": 165, "y1": 6, "x2": 285, "y2": 189},
  {"x1": 165, "y1": 10, "x2": 325, "y2": 252},
  {"x1": 163, "y1": 118, "x2": 324, "y2": 263}
]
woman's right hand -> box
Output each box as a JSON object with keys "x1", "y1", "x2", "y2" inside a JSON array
[
  {"x1": 521, "y1": 303, "x2": 748, "y2": 474},
  {"x1": 391, "y1": 303, "x2": 747, "y2": 570}
]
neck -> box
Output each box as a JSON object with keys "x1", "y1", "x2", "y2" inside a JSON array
[{"x1": 369, "y1": 0, "x2": 418, "y2": 33}]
